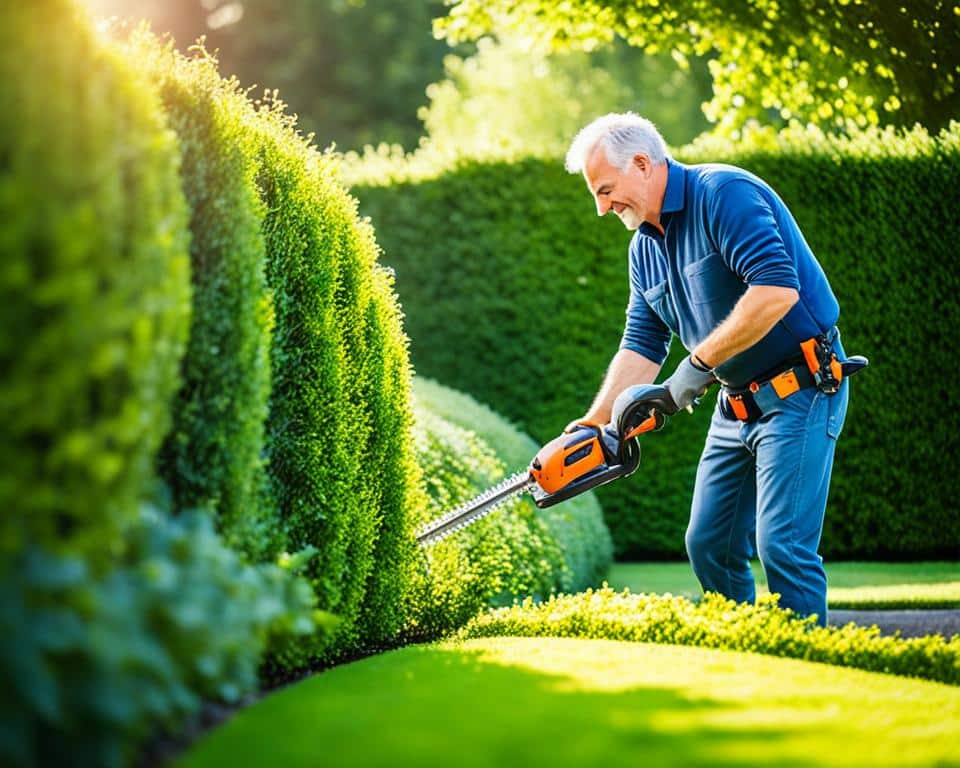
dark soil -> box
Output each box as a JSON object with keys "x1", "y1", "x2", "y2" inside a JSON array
[{"x1": 828, "y1": 609, "x2": 960, "y2": 639}]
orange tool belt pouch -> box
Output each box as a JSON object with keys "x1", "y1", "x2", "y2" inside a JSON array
[
  {"x1": 720, "y1": 361, "x2": 814, "y2": 423},
  {"x1": 720, "y1": 328, "x2": 867, "y2": 423}
]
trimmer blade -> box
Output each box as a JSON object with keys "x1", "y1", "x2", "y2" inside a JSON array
[{"x1": 416, "y1": 471, "x2": 534, "y2": 546}]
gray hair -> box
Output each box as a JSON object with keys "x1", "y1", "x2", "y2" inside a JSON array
[{"x1": 564, "y1": 112, "x2": 670, "y2": 174}]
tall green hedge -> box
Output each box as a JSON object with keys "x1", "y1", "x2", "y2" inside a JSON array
[
  {"x1": 115, "y1": 32, "x2": 422, "y2": 661},
  {"x1": 0, "y1": 1, "x2": 191, "y2": 562},
  {"x1": 127, "y1": 34, "x2": 277, "y2": 561},
  {"x1": 0, "y1": 3, "x2": 306, "y2": 766},
  {"x1": 249, "y1": 100, "x2": 419, "y2": 658},
  {"x1": 351, "y1": 125, "x2": 960, "y2": 560}
]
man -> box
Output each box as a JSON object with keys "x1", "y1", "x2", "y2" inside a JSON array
[{"x1": 565, "y1": 112, "x2": 853, "y2": 626}]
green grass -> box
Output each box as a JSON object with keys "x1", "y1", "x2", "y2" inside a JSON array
[
  {"x1": 179, "y1": 637, "x2": 960, "y2": 768},
  {"x1": 606, "y1": 561, "x2": 960, "y2": 608}
]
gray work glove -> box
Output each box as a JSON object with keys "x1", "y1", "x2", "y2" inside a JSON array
[{"x1": 663, "y1": 355, "x2": 716, "y2": 412}]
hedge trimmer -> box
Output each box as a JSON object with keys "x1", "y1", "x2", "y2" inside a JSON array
[{"x1": 415, "y1": 384, "x2": 676, "y2": 546}]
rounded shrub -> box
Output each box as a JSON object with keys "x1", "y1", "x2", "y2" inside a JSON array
[
  {"x1": 412, "y1": 377, "x2": 612, "y2": 593},
  {"x1": 407, "y1": 377, "x2": 614, "y2": 638},
  {"x1": 0, "y1": 0, "x2": 191, "y2": 562}
]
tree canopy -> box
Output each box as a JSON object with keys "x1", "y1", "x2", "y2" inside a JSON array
[{"x1": 436, "y1": 0, "x2": 960, "y2": 135}]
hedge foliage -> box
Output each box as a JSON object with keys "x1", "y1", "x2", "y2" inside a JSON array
[
  {"x1": 458, "y1": 587, "x2": 960, "y2": 687},
  {"x1": 1, "y1": 6, "x2": 424, "y2": 763},
  {"x1": 407, "y1": 378, "x2": 613, "y2": 637},
  {"x1": 119, "y1": 30, "x2": 424, "y2": 662},
  {"x1": 0, "y1": 1, "x2": 191, "y2": 563},
  {"x1": 128, "y1": 35, "x2": 276, "y2": 561},
  {"x1": 0, "y1": 7, "x2": 318, "y2": 766},
  {"x1": 351, "y1": 123, "x2": 960, "y2": 560},
  {"x1": 246, "y1": 97, "x2": 419, "y2": 659}
]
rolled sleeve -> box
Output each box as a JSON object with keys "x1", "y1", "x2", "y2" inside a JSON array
[{"x1": 709, "y1": 179, "x2": 800, "y2": 290}]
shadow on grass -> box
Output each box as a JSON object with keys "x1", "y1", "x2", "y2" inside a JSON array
[{"x1": 178, "y1": 642, "x2": 832, "y2": 768}]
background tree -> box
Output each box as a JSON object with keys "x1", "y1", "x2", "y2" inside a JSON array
[
  {"x1": 213, "y1": 0, "x2": 454, "y2": 150},
  {"x1": 82, "y1": 0, "x2": 712, "y2": 152},
  {"x1": 437, "y1": 0, "x2": 960, "y2": 135},
  {"x1": 418, "y1": 35, "x2": 711, "y2": 157}
]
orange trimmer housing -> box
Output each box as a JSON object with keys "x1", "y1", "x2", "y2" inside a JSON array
[
  {"x1": 529, "y1": 429, "x2": 606, "y2": 495},
  {"x1": 527, "y1": 384, "x2": 674, "y2": 508}
]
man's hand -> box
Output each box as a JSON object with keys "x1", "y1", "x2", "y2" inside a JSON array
[{"x1": 663, "y1": 355, "x2": 716, "y2": 412}]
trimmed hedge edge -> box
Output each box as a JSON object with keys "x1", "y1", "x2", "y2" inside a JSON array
[{"x1": 457, "y1": 587, "x2": 960, "y2": 686}]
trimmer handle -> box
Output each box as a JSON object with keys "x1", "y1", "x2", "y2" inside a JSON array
[{"x1": 610, "y1": 384, "x2": 675, "y2": 447}]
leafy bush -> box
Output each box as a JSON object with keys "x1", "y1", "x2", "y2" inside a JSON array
[
  {"x1": 459, "y1": 587, "x2": 960, "y2": 686},
  {"x1": 413, "y1": 377, "x2": 612, "y2": 592},
  {"x1": 407, "y1": 399, "x2": 565, "y2": 637},
  {"x1": 0, "y1": 0, "x2": 191, "y2": 562},
  {"x1": 407, "y1": 377, "x2": 614, "y2": 637},
  {"x1": 125, "y1": 33, "x2": 276, "y2": 561},
  {"x1": 0, "y1": 507, "x2": 316, "y2": 768},
  {"x1": 351, "y1": 123, "x2": 960, "y2": 560}
]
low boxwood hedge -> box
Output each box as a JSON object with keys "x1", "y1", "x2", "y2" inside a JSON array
[{"x1": 459, "y1": 587, "x2": 960, "y2": 686}]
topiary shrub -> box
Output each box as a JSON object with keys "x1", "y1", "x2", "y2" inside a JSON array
[
  {"x1": 406, "y1": 377, "x2": 617, "y2": 638},
  {"x1": 413, "y1": 377, "x2": 612, "y2": 593},
  {"x1": 0, "y1": 0, "x2": 191, "y2": 563},
  {"x1": 407, "y1": 397, "x2": 566, "y2": 637}
]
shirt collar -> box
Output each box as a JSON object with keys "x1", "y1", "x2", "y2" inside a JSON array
[{"x1": 661, "y1": 158, "x2": 686, "y2": 215}]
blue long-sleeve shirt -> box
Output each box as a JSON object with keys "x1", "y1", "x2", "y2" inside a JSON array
[{"x1": 620, "y1": 159, "x2": 840, "y2": 387}]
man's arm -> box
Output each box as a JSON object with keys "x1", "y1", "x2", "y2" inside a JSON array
[
  {"x1": 691, "y1": 284, "x2": 799, "y2": 369},
  {"x1": 578, "y1": 348, "x2": 663, "y2": 426}
]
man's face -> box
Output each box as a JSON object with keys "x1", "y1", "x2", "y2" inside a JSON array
[{"x1": 583, "y1": 145, "x2": 652, "y2": 231}]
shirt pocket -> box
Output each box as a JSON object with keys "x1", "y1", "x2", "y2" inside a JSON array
[
  {"x1": 683, "y1": 254, "x2": 737, "y2": 305},
  {"x1": 642, "y1": 280, "x2": 677, "y2": 333}
]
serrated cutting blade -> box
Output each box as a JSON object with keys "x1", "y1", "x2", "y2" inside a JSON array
[{"x1": 416, "y1": 471, "x2": 534, "y2": 546}]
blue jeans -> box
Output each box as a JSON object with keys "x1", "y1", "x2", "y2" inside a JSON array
[{"x1": 684, "y1": 376, "x2": 849, "y2": 626}]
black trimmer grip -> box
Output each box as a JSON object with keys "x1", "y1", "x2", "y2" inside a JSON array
[{"x1": 610, "y1": 384, "x2": 674, "y2": 464}]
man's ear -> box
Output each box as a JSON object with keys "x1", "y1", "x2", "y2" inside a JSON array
[{"x1": 632, "y1": 153, "x2": 651, "y2": 175}]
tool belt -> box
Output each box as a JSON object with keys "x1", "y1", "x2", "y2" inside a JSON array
[{"x1": 720, "y1": 328, "x2": 868, "y2": 423}]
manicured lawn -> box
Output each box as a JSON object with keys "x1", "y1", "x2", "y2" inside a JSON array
[
  {"x1": 180, "y1": 637, "x2": 960, "y2": 768},
  {"x1": 606, "y1": 561, "x2": 960, "y2": 608}
]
